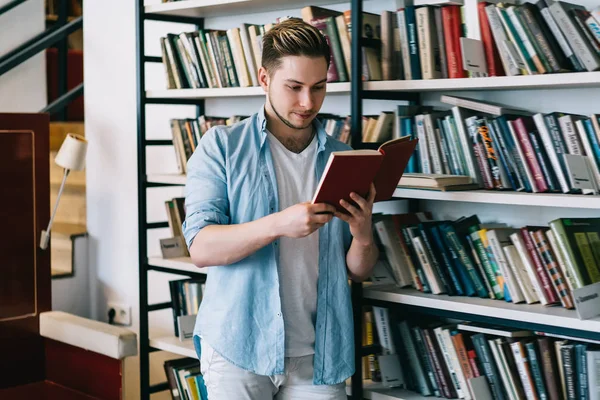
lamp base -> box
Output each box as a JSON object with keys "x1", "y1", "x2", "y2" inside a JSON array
[{"x1": 40, "y1": 230, "x2": 50, "y2": 250}]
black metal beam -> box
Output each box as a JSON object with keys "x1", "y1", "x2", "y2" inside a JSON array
[
  {"x1": 362, "y1": 90, "x2": 420, "y2": 102},
  {"x1": 147, "y1": 264, "x2": 207, "y2": 279},
  {"x1": 136, "y1": 0, "x2": 150, "y2": 396},
  {"x1": 41, "y1": 83, "x2": 83, "y2": 115},
  {"x1": 148, "y1": 302, "x2": 172, "y2": 312},
  {"x1": 145, "y1": 97, "x2": 203, "y2": 105},
  {"x1": 144, "y1": 56, "x2": 162, "y2": 63},
  {"x1": 147, "y1": 139, "x2": 173, "y2": 146},
  {"x1": 144, "y1": 12, "x2": 203, "y2": 25},
  {"x1": 146, "y1": 221, "x2": 169, "y2": 229},
  {"x1": 145, "y1": 181, "x2": 184, "y2": 188},
  {"x1": 0, "y1": 16, "x2": 82, "y2": 77},
  {"x1": 56, "y1": 0, "x2": 68, "y2": 121},
  {"x1": 149, "y1": 382, "x2": 170, "y2": 394},
  {"x1": 0, "y1": 0, "x2": 27, "y2": 17},
  {"x1": 361, "y1": 344, "x2": 382, "y2": 357}
]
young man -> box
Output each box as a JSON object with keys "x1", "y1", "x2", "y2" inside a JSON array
[{"x1": 183, "y1": 18, "x2": 379, "y2": 399}]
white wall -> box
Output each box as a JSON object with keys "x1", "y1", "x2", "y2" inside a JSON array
[
  {"x1": 86, "y1": 0, "x2": 600, "y2": 397},
  {"x1": 0, "y1": 0, "x2": 46, "y2": 111}
]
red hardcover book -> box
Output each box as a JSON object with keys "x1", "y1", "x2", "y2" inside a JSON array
[
  {"x1": 512, "y1": 118, "x2": 549, "y2": 193},
  {"x1": 312, "y1": 136, "x2": 418, "y2": 212},
  {"x1": 478, "y1": 2, "x2": 505, "y2": 77},
  {"x1": 442, "y1": 6, "x2": 465, "y2": 79}
]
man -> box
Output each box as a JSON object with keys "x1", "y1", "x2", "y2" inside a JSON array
[{"x1": 183, "y1": 18, "x2": 379, "y2": 399}]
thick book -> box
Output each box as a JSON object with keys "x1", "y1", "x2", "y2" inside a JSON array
[{"x1": 312, "y1": 136, "x2": 418, "y2": 211}]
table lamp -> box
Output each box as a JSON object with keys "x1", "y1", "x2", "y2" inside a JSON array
[{"x1": 40, "y1": 133, "x2": 88, "y2": 250}]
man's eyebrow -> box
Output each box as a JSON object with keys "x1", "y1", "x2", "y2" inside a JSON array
[{"x1": 285, "y1": 79, "x2": 327, "y2": 86}]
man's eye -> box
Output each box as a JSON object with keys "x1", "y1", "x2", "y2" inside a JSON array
[
  {"x1": 313, "y1": 86, "x2": 325, "y2": 91},
  {"x1": 288, "y1": 86, "x2": 301, "y2": 91}
]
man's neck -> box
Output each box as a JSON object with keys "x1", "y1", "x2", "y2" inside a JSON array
[{"x1": 265, "y1": 106, "x2": 315, "y2": 154}]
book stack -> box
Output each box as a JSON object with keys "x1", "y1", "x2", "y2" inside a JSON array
[
  {"x1": 164, "y1": 358, "x2": 208, "y2": 400},
  {"x1": 169, "y1": 278, "x2": 205, "y2": 338},
  {"x1": 402, "y1": 95, "x2": 600, "y2": 193},
  {"x1": 366, "y1": 312, "x2": 600, "y2": 400},
  {"x1": 374, "y1": 212, "x2": 600, "y2": 309}
]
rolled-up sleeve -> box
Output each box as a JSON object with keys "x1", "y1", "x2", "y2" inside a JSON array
[{"x1": 183, "y1": 127, "x2": 230, "y2": 249}]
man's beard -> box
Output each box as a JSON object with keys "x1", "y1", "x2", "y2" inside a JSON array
[{"x1": 268, "y1": 92, "x2": 313, "y2": 130}]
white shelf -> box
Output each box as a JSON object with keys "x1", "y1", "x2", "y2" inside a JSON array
[
  {"x1": 346, "y1": 381, "x2": 427, "y2": 400},
  {"x1": 393, "y1": 188, "x2": 600, "y2": 209},
  {"x1": 146, "y1": 73, "x2": 600, "y2": 100},
  {"x1": 145, "y1": 0, "x2": 352, "y2": 18},
  {"x1": 365, "y1": 72, "x2": 600, "y2": 92},
  {"x1": 146, "y1": 82, "x2": 350, "y2": 99},
  {"x1": 150, "y1": 334, "x2": 197, "y2": 359},
  {"x1": 147, "y1": 174, "x2": 186, "y2": 185},
  {"x1": 364, "y1": 285, "x2": 600, "y2": 335},
  {"x1": 148, "y1": 256, "x2": 209, "y2": 275}
]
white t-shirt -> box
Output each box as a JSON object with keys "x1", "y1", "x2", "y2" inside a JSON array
[{"x1": 267, "y1": 130, "x2": 319, "y2": 357}]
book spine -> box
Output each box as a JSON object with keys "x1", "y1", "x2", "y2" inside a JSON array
[
  {"x1": 485, "y1": 4, "x2": 522, "y2": 76},
  {"x1": 513, "y1": 118, "x2": 549, "y2": 192},
  {"x1": 521, "y1": 4, "x2": 561, "y2": 72},
  {"x1": 440, "y1": 224, "x2": 489, "y2": 298},
  {"x1": 562, "y1": 345, "x2": 576, "y2": 400},
  {"x1": 510, "y1": 232, "x2": 548, "y2": 304},
  {"x1": 434, "y1": 328, "x2": 464, "y2": 398},
  {"x1": 405, "y1": 6, "x2": 423, "y2": 80},
  {"x1": 423, "y1": 328, "x2": 454, "y2": 398},
  {"x1": 533, "y1": 113, "x2": 570, "y2": 193},
  {"x1": 492, "y1": 118, "x2": 526, "y2": 191},
  {"x1": 532, "y1": 230, "x2": 574, "y2": 309},
  {"x1": 511, "y1": 341, "x2": 539, "y2": 400},
  {"x1": 549, "y1": 220, "x2": 587, "y2": 288},
  {"x1": 538, "y1": 338, "x2": 561, "y2": 400},
  {"x1": 397, "y1": 9, "x2": 413, "y2": 80},
  {"x1": 478, "y1": 2, "x2": 505, "y2": 76},
  {"x1": 526, "y1": 342, "x2": 549, "y2": 400},
  {"x1": 398, "y1": 321, "x2": 433, "y2": 395},
  {"x1": 467, "y1": 117, "x2": 497, "y2": 189},
  {"x1": 487, "y1": 230, "x2": 525, "y2": 303},
  {"x1": 529, "y1": 130, "x2": 559, "y2": 192},
  {"x1": 402, "y1": 226, "x2": 431, "y2": 293},
  {"x1": 488, "y1": 118, "x2": 517, "y2": 190},
  {"x1": 503, "y1": 244, "x2": 540, "y2": 304},
  {"x1": 413, "y1": 327, "x2": 441, "y2": 396},
  {"x1": 576, "y1": 344, "x2": 589, "y2": 400},
  {"x1": 558, "y1": 115, "x2": 584, "y2": 155},
  {"x1": 521, "y1": 228, "x2": 560, "y2": 304},
  {"x1": 546, "y1": 230, "x2": 576, "y2": 293},
  {"x1": 429, "y1": 225, "x2": 465, "y2": 295},
  {"x1": 477, "y1": 119, "x2": 504, "y2": 189},
  {"x1": 473, "y1": 334, "x2": 506, "y2": 400},
  {"x1": 548, "y1": 1, "x2": 600, "y2": 72},
  {"x1": 442, "y1": 5, "x2": 465, "y2": 78}
]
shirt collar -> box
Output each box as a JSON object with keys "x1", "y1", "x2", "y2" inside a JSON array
[{"x1": 258, "y1": 105, "x2": 327, "y2": 152}]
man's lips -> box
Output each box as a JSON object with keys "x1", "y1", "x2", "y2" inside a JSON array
[{"x1": 294, "y1": 112, "x2": 313, "y2": 119}]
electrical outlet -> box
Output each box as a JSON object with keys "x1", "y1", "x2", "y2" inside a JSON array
[{"x1": 108, "y1": 302, "x2": 131, "y2": 326}]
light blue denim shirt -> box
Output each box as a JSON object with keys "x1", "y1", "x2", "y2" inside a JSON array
[{"x1": 182, "y1": 106, "x2": 355, "y2": 385}]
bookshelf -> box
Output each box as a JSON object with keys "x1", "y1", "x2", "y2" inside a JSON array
[{"x1": 136, "y1": 0, "x2": 600, "y2": 399}]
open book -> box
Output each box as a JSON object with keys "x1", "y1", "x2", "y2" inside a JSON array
[{"x1": 312, "y1": 136, "x2": 418, "y2": 212}]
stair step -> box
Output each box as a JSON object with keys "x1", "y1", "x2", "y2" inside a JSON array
[{"x1": 50, "y1": 122, "x2": 85, "y2": 152}]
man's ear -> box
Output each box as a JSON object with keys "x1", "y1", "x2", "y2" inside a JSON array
[{"x1": 258, "y1": 66, "x2": 269, "y2": 92}]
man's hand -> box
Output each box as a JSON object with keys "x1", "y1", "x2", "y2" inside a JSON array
[
  {"x1": 275, "y1": 202, "x2": 337, "y2": 238},
  {"x1": 334, "y1": 183, "x2": 376, "y2": 245}
]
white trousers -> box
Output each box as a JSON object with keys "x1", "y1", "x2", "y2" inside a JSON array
[{"x1": 199, "y1": 341, "x2": 347, "y2": 400}]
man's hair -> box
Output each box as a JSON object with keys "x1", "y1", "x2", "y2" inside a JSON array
[{"x1": 261, "y1": 18, "x2": 330, "y2": 74}]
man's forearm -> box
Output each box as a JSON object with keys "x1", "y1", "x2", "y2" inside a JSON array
[
  {"x1": 346, "y1": 237, "x2": 379, "y2": 282},
  {"x1": 189, "y1": 213, "x2": 279, "y2": 268}
]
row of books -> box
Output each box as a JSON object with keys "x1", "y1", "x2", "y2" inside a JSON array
[
  {"x1": 416, "y1": 95, "x2": 600, "y2": 194},
  {"x1": 169, "y1": 278, "x2": 204, "y2": 338},
  {"x1": 374, "y1": 212, "x2": 600, "y2": 309},
  {"x1": 169, "y1": 116, "x2": 246, "y2": 174},
  {"x1": 368, "y1": 310, "x2": 600, "y2": 400},
  {"x1": 164, "y1": 357, "x2": 207, "y2": 400}
]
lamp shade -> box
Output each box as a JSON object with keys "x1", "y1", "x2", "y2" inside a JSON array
[{"x1": 55, "y1": 133, "x2": 87, "y2": 171}]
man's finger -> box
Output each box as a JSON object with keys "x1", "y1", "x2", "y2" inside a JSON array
[
  {"x1": 334, "y1": 211, "x2": 351, "y2": 223},
  {"x1": 313, "y1": 213, "x2": 334, "y2": 224},
  {"x1": 311, "y1": 202, "x2": 337, "y2": 215},
  {"x1": 350, "y1": 192, "x2": 368, "y2": 210},
  {"x1": 340, "y1": 199, "x2": 359, "y2": 217},
  {"x1": 368, "y1": 183, "x2": 376, "y2": 204}
]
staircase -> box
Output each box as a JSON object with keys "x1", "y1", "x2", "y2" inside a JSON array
[{"x1": 0, "y1": 0, "x2": 84, "y2": 278}]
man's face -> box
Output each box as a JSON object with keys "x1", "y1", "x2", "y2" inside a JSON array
[{"x1": 261, "y1": 56, "x2": 328, "y2": 130}]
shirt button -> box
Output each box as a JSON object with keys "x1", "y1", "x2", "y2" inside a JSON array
[{"x1": 277, "y1": 313, "x2": 281, "y2": 317}]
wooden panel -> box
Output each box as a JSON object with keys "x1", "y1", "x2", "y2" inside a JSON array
[
  {"x1": 45, "y1": 339, "x2": 123, "y2": 400},
  {"x1": 0, "y1": 381, "x2": 100, "y2": 400},
  {"x1": 0, "y1": 114, "x2": 50, "y2": 388}
]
